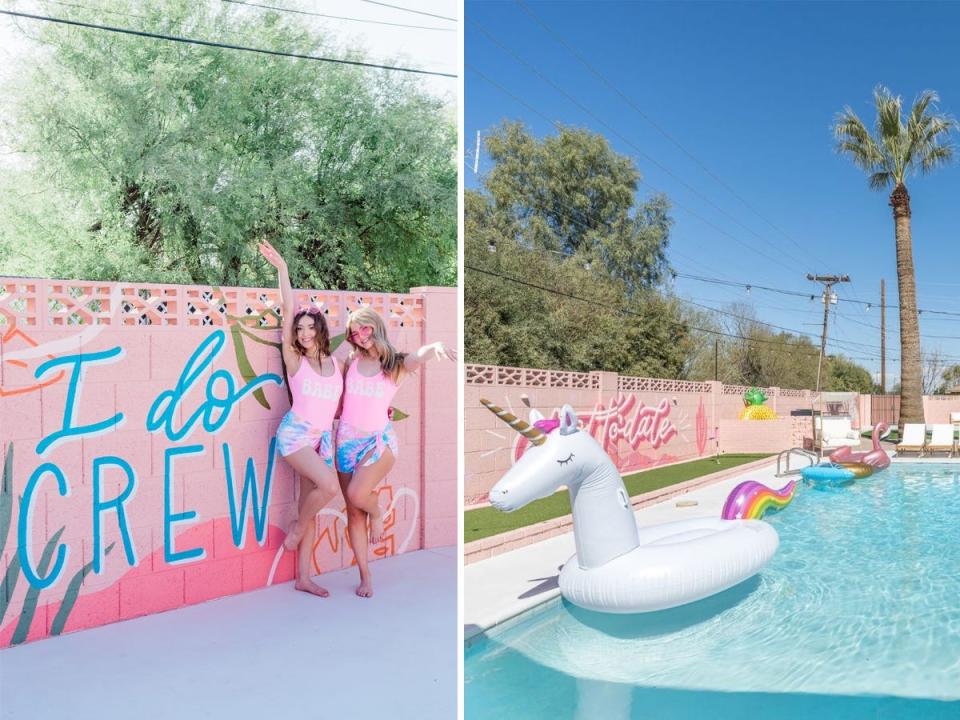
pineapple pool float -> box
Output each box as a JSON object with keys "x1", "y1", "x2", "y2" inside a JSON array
[{"x1": 739, "y1": 387, "x2": 777, "y2": 420}]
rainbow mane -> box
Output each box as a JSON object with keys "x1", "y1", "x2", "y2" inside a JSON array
[{"x1": 720, "y1": 480, "x2": 797, "y2": 521}]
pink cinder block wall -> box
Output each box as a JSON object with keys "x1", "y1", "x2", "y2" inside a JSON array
[
  {"x1": 924, "y1": 396, "x2": 960, "y2": 423},
  {"x1": 465, "y1": 367, "x2": 733, "y2": 504},
  {"x1": 0, "y1": 277, "x2": 455, "y2": 647},
  {"x1": 466, "y1": 365, "x2": 948, "y2": 504}
]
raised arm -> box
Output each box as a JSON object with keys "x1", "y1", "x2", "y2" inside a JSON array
[
  {"x1": 258, "y1": 241, "x2": 299, "y2": 370},
  {"x1": 402, "y1": 341, "x2": 457, "y2": 375}
]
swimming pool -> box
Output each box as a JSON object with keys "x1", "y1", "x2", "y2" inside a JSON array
[{"x1": 465, "y1": 463, "x2": 960, "y2": 719}]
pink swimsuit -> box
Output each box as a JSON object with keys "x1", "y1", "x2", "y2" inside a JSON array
[
  {"x1": 276, "y1": 356, "x2": 343, "y2": 464},
  {"x1": 336, "y1": 358, "x2": 400, "y2": 473}
]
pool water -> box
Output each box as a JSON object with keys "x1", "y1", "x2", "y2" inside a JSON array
[{"x1": 465, "y1": 464, "x2": 960, "y2": 719}]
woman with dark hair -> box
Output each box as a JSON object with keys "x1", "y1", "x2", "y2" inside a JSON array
[
  {"x1": 259, "y1": 240, "x2": 342, "y2": 597},
  {"x1": 337, "y1": 306, "x2": 455, "y2": 598}
]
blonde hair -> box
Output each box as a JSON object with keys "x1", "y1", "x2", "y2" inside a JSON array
[{"x1": 345, "y1": 307, "x2": 406, "y2": 382}]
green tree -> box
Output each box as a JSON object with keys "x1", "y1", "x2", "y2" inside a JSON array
[
  {"x1": 465, "y1": 124, "x2": 690, "y2": 376},
  {"x1": 825, "y1": 355, "x2": 875, "y2": 394},
  {"x1": 483, "y1": 122, "x2": 671, "y2": 295},
  {"x1": 936, "y1": 364, "x2": 960, "y2": 394},
  {"x1": 0, "y1": 0, "x2": 455, "y2": 291},
  {"x1": 692, "y1": 304, "x2": 820, "y2": 389},
  {"x1": 833, "y1": 86, "x2": 957, "y2": 424}
]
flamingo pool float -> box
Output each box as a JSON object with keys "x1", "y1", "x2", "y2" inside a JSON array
[{"x1": 828, "y1": 422, "x2": 891, "y2": 469}]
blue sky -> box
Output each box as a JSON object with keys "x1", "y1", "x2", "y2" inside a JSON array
[{"x1": 465, "y1": 0, "x2": 960, "y2": 385}]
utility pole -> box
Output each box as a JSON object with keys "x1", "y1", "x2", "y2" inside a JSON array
[
  {"x1": 807, "y1": 274, "x2": 851, "y2": 394},
  {"x1": 880, "y1": 279, "x2": 886, "y2": 394},
  {"x1": 807, "y1": 273, "x2": 851, "y2": 459},
  {"x1": 714, "y1": 339, "x2": 719, "y2": 382}
]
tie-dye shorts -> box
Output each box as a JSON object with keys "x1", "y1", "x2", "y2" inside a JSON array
[
  {"x1": 335, "y1": 420, "x2": 398, "y2": 474},
  {"x1": 276, "y1": 411, "x2": 334, "y2": 467}
]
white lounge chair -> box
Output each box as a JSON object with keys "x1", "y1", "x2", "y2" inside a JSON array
[
  {"x1": 815, "y1": 416, "x2": 860, "y2": 450},
  {"x1": 927, "y1": 424, "x2": 956, "y2": 458},
  {"x1": 897, "y1": 423, "x2": 927, "y2": 457}
]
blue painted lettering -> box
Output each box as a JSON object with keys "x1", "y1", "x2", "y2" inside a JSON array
[
  {"x1": 18, "y1": 463, "x2": 69, "y2": 589},
  {"x1": 147, "y1": 331, "x2": 281, "y2": 441},
  {"x1": 92, "y1": 456, "x2": 138, "y2": 573},
  {"x1": 35, "y1": 348, "x2": 125, "y2": 455},
  {"x1": 163, "y1": 445, "x2": 206, "y2": 564},
  {"x1": 223, "y1": 439, "x2": 275, "y2": 549}
]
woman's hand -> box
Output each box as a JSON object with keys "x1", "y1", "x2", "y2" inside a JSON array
[
  {"x1": 424, "y1": 341, "x2": 457, "y2": 362},
  {"x1": 258, "y1": 240, "x2": 287, "y2": 273}
]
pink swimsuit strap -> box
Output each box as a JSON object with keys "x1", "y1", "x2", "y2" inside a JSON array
[
  {"x1": 288, "y1": 355, "x2": 342, "y2": 430},
  {"x1": 339, "y1": 357, "x2": 399, "y2": 432}
]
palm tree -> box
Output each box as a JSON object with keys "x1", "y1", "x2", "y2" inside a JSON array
[{"x1": 833, "y1": 86, "x2": 956, "y2": 425}]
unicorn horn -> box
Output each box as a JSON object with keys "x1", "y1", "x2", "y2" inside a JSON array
[{"x1": 481, "y1": 399, "x2": 546, "y2": 446}]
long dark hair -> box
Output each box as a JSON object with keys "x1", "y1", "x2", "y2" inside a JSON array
[{"x1": 291, "y1": 309, "x2": 330, "y2": 359}]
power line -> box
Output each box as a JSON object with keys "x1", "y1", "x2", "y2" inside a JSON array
[
  {"x1": 356, "y1": 0, "x2": 457, "y2": 23},
  {"x1": 468, "y1": 21, "x2": 812, "y2": 272},
  {"x1": 0, "y1": 9, "x2": 458, "y2": 77},
  {"x1": 220, "y1": 0, "x2": 455, "y2": 31},
  {"x1": 467, "y1": 195, "x2": 960, "y2": 364},
  {"x1": 471, "y1": 219, "x2": 960, "y2": 358},
  {"x1": 467, "y1": 263, "x2": 893, "y2": 363},
  {"x1": 678, "y1": 295, "x2": 885, "y2": 356},
  {"x1": 470, "y1": 9, "x2": 957, "y2": 331},
  {"x1": 32, "y1": 0, "x2": 306, "y2": 49},
  {"x1": 512, "y1": 0, "x2": 828, "y2": 271},
  {"x1": 467, "y1": 239, "x2": 960, "y2": 362},
  {"x1": 675, "y1": 271, "x2": 960, "y2": 318},
  {"x1": 467, "y1": 63, "x2": 799, "y2": 273},
  {"x1": 687, "y1": 294, "x2": 822, "y2": 318},
  {"x1": 835, "y1": 307, "x2": 960, "y2": 340}
]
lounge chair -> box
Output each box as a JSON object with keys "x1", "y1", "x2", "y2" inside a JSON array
[
  {"x1": 896, "y1": 423, "x2": 927, "y2": 457},
  {"x1": 815, "y1": 416, "x2": 860, "y2": 450},
  {"x1": 926, "y1": 424, "x2": 956, "y2": 458}
]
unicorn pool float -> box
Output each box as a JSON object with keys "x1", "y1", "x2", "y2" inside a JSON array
[
  {"x1": 800, "y1": 422, "x2": 891, "y2": 487},
  {"x1": 482, "y1": 399, "x2": 779, "y2": 614}
]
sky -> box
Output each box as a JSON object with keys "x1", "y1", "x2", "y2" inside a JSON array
[{"x1": 465, "y1": 0, "x2": 960, "y2": 386}]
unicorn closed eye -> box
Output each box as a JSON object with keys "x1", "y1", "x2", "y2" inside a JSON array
[{"x1": 483, "y1": 399, "x2": 780, "y2": 614}]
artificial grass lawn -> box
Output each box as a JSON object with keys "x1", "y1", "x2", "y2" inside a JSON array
[
  {"x1": 464, "y1": 453, "x2": 771, "y2": 543},
  {"x1": 862, "y1": 428, "x2": 900, "y2": 442}
]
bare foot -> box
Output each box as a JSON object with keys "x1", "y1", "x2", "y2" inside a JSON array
[
  {"x1": 368, "y1": 510, "x2": 384, "y2": 544},
  {"x1": 295, "y1": 578, "x2": 330, "y2": 597},
  {"x1": 355, "y1": 578, "x2": 374, "y2": 598},
  {"x1": 284, "y1": 519, "x2": 308, "y2": 551}
]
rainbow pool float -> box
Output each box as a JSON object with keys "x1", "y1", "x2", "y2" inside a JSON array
[{"x1": 721, "y1": 480, "x2": 797, "y2": 521}]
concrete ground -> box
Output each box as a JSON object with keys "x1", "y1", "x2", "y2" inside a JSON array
[{"x1": 0, "y1": 547, "x2": 456, "y2": 720}]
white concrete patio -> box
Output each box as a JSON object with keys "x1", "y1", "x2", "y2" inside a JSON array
[{"x1": 0, "y1": 547, "x2": 456, "y2": 720}]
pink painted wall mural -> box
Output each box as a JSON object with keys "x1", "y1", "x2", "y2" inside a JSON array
[
  {"x1": 510, "y1": 395, "x2": 684, "y2": 471},
  {"x1": 464, "y1": 364, "x2": 960, "y2": 505},
  {"x1": 0, "y1": 278, "x2": 456, "y2": 647}
]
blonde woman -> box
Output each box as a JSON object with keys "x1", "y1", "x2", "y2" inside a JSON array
[
  {"x1": 259, "y1": 240, "x2": 342, "y2": 597},
  {"x1": 337, "y1": 307, "x2": 455, "y2": 598}
]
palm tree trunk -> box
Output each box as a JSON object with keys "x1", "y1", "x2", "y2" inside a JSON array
[{"x1": 890, "y1": 183, "x2": 924, "y2": 426}]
